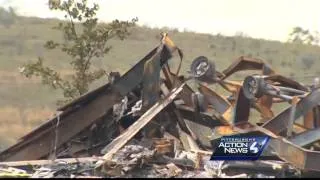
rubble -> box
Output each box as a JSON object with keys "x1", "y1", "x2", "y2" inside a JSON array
[
  {"x1": 1, "y1": 32, "x2": 320, "y2": 178},
  {"x1": 0, "y1": 166, "x2": 31, "y2": 177}
]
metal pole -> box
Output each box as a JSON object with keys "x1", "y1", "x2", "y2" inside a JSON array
[{"x1": 287, "y1": 96, "x2": 299, "y2": 137}]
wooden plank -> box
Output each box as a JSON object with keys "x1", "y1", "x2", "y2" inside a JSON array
[{"x1": 96, "y1": 84, "x2": 185, "y2": 167}]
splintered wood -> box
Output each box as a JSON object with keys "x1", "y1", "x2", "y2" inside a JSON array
[{"x1": 96, "y1": 84, "x2": 185, "y2": 168}]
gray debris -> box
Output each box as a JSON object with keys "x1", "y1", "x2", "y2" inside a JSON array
[
  {"x1": 127, "y1": 100, "x2": 142, "y2": 116},
  {"x1": 203, "y1": 160, "x2": 224, "y2": 177},
  {"x1": 220, "y1": 173, "x2": 248, "y2": 178},
  {"x1": 113, "y1": 96, "x2": 128, "y2": 120}
]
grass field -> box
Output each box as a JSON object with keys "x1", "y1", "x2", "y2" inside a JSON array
[{"x1": 0, "y1": 13, "x2": 320, "y2": 150}]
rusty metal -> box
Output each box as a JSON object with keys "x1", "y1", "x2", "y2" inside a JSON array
[
  {"x1": 255, "y1": 95, "x2": 274, "y2": 121},
  {"x1": 241, "y1": 74, "x2": 317, "y2": 126},
  {"x1": 221, "y1": 56, "x2": 274, "y2": 80},
  {"x1": 160, "y1": 82, "x2": 202, "y2": 143},
  {"x1": 163, "y1": 73, "x2": 219, "y2": 149},
  {"x1": 269, "y1": 135, "x2": 320, "y2": 171},
  {"x1": 141, "y1": 47, "x2": 162, "y2": 111},
  {"x1": 233, "y1": 87, "x2": 251, "y2": 125},
  {"x1": 191, "y1": 92, "x2": 206, "y2": 114},
  {"x1": 176, "y1": 105, "x2": 225, "y2": 127},
  {"x1": 58, "y1": 34, "x2": 178, "y2": 112},
  {"x1": 243, "y1": 75, "x2": 291, "y2": 101},
  {"x1": 161, "y1": 71, "x2": 213, "y2": 147},
  {"x1": 242, "y1": 75, "x2": 309, "y2": 102},
  {"x1": 182, "y1": 55, "x2": 320, "y2": 172},
  {"x1": 140, "y1": 45, "x2": 164, "y2": 138},
  {"x1": 189, "y1": 56, "x2": 280, "y2": 125},
  {"x1": 287, "y1": 96, "x2": 299, "y2": 137},
  {"x1": 142, "y1": 33, "x2": 184, "y2": 112},
  {"x1": 304, "y1": 111, "x2": 315, "y2": 129},
  {"x1": 162, "y1": 73, "x2": 194, "y2": 106},
  {"x1": 289, "y1": 128, "x2": 320, "y2": 147},
  {"x1": 292, "y1": 123, "x2": 309, "y2": 134},
  {"x1": 217, "y1": 80, "x2": 242, "y2": 95},
  {"x1": 263, "y1": 88, "x2": 320, "y2": 135},
  {"x1": 211, "y1": 126, "x2": 239, "y2": 141},
  {"x1": 212, "y1": 125, "x2": 320, "y2": 171},
  {"x1": 304, "y1": 107, "x2": 320, "y2": 129},
  {"x1": 160, "y1": 79, "x2": 211, "y2": 151},
  {"x1": 4, "y1": 32, "x2": 320, "y2": 176},
  {"x1": 264, "y1": 75, "x2": 308, "y2": 92},
  {"x1": 57, "y1": 47, "x2": 158, "y2": 112},
  {"x1": 198, "y1": 83, "x2": 232, "y2": 121},
  {"x1": 188, "y1": 56, "x2": 274, "y2": 85}
]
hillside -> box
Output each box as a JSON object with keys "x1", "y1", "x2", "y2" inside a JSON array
[{"x1": 1, "y1": 14, "x2": 320, "y2": 150}]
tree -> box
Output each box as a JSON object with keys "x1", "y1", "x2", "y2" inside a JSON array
[
  {"x1": 298, "y1": 54, "x2": 316, "y2": 70},
  {"x1": 288, "y1": 26, "x2": 319, "y2": 45},
  {"x1": 0, "y1": 6, "x2": 17, "y2": 28},
  {"x1": 20, "y1": 0, "x2": 137, "y2": 105}
]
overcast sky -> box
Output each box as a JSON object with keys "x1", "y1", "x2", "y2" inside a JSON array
[{"x1": 0, "y1": 0, "x2": 318, "y2": 42}]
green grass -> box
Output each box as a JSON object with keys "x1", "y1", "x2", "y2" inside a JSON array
[{"x1": 0, "y1": 14, "x2": 320, "y2": 149}]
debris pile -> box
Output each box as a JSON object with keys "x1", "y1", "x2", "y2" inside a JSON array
[{"x1": 1, "y1": 33, "x2": 320, "y2": 178}]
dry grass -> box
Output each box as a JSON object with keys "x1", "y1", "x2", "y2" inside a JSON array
[
  {"x1": 0, "y1": 70, "x2": 76, "y2": 84},
  {"x1": 0, "y1": 106, "x2": 54, "y2": 148}
]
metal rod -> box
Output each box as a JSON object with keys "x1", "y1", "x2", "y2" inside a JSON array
[
  {"x1": 276, "y1": 86, "x2": 307, "y2": 95},
  {"x1": 265, "y1": 90, "x2": 306, "y2": 102},
  {"x1": 265, "y1": 90, "x2": 293, "y2": 101},
  {"x1": 287, "y1": 97, "x2": 299, "y2": 137}
]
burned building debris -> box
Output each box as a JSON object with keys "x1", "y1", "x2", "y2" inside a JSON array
[{"x1": 1, "y1": 33, "x2": 320, "y2": 178}]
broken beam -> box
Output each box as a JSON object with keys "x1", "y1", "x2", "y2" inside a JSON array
[{"x1": 96, "y1": 83, "x2": 185, "y2": 167}]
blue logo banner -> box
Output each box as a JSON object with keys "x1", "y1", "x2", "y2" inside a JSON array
[{"x1": 210, "y1": 135, "x2": 270, "y2": 161}]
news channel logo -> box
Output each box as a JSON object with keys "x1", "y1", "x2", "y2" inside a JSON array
[{"x1": 210, "y1": 135, "x2": 270, "y2": 161}]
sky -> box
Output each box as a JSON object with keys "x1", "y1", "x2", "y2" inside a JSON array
[{"x1": 0, "y1": 0, "x2": 319, "y2": 42}]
